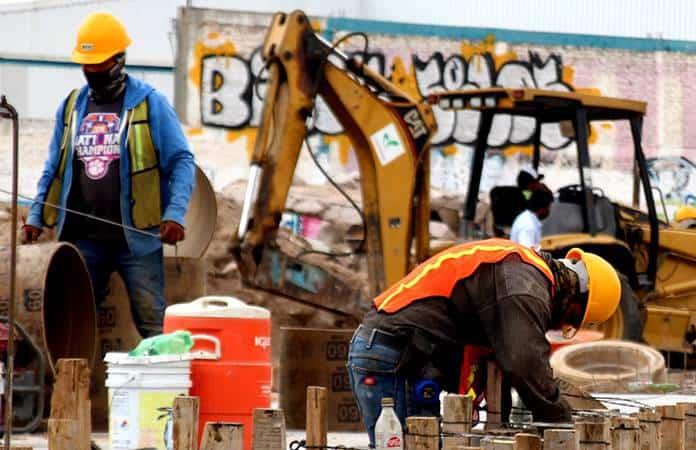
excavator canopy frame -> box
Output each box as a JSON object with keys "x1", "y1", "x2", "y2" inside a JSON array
[{"x1": 428, "y1": 88, "x2": 658, "y2": 287}]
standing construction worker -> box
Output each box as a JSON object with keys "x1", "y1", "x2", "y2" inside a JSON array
[
  {"x1": 22, "y1": 12, "x2": 195, "y2": 337},
  {"x1": 510, "y1": 186, "x2": 554, "y2": 250},
  {"x1": 348, "y1": 239, "x2": 620, "y2": 446}
]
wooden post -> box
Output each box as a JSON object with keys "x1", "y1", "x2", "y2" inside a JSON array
[
  {"x1": 172, "y1": 396, "x2": 200, "y2": 450},
  {"x1": 47, "y1": 418, "x2": 79, "y2": 450},
  {"x1": 543, "y1": 429, "x2": 579, "y2": 450},
  {"x1": 575, "y1": 416, "x2": 611, "y2": 450},
  {"x1": 611, "y1": 416, "x2": 639, "y2": 450},
  {"x1": 442, "y1": 394, "x2": 473, "y2": 449},
  {"x1": 480, "y1": 437, "x2": 514, "y2": 449},
  {"x1": 515, "y1": 433, "x2": 541, "y2": 450},
  {"x1": 405, "y1": 417, "x2": 439, "y2": 450},
  {"x1": 200, "y1": 422, "x2": 244, "y2": 450},
  {"x1": 486, "y1": 361, "x2": 503, "y2": 430},
  {"x1": 49, "y1": 359, "x2": 91, "y2": 450},
  {"x1": 637, "y1": 409, "x2": 662, "y2": 450},
  {"x1": 659, "y1": 404, "x2": 686, "y2": 450},
  {"x1": 253, "y1": 409, "x2": 287, "y2": 450},
  {"x1": 678, "y1": 403, "x2": 696, "y2": 450},
  {"x1": 306, "y1": 386, "x2": 328, "y2": 449}
]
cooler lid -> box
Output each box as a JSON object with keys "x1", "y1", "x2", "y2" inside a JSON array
[{"x1": 165, "y1": 296, "x2": 271, "y2": 319}]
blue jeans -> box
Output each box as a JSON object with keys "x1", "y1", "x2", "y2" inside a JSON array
[
  {"x1": 73, "y1": 239, "x2": 166, "y2": 338},
  {"x1": 347, "y1": 328, "x2": 439, "y2": 448}
]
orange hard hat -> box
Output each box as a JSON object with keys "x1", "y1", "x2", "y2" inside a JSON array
[
  {"x1": 564, "y1": 248, "x2": 621, "y2": 335},
  {"x1": 72, "y1": 12, "x2": 131, "y2": 65}
]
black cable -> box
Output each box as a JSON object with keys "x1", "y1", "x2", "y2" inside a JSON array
[{"x1": 296, "y1": 31, "x2": 374, "y2": 259}]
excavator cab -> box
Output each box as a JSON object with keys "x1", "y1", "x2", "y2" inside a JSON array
[{"x1": 429, "y1": 88, "x2": 696, "y2": 354}]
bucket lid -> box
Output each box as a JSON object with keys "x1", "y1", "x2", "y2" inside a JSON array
[
  {"x1": 165, "y1": 296, "x2": 271, "y2": 319},
  {"x1": 104, "y1": 352, "x2": 192, "y2": 367}
]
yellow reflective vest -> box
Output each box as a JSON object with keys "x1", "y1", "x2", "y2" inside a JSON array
[{"x1": 42, "y1": 89, "x2": 162, "y2": 230}]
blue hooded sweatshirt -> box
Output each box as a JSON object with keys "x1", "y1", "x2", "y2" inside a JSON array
[{"x1": 27, "y1": 76, "x2": 196, "y2": 257}]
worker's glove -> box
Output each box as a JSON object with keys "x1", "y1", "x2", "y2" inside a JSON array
[
  {"x1": 160, "y1": 221, "x2": 185, "y2": 245},
  {"x1": 21, "y1": 224, "x2": 43, "y2": 244}
]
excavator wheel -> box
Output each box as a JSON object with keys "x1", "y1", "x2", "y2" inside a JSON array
[{"x1": 597, "y1": 274, "x2": 644, "y2": 342}]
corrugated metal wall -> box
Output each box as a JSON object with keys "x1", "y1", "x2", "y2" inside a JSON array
[{"x1": 360, "y1": 0, "x2": 696, "y2": 41}]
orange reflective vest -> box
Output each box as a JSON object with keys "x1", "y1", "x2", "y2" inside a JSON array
[{"x1": 374, "y1": 239, "x2": 555, "y2": 313}]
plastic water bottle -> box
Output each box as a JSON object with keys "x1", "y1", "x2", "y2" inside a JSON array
[{"x1": 375, "y1": 397, "x2": 403, "y2": 450}]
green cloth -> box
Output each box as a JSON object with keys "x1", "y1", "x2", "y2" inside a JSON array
[{"x1": 129, "y1": 330, "x2": 193, "y2": 356}]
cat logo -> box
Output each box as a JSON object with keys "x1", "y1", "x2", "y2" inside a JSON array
[{"x1": 403, "y1": 109, "x2": 428, "y2": 139}]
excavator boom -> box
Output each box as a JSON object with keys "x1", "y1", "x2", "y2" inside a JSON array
[{"x1": 231, "y1": 11, "x2": 437, "y2": 316}]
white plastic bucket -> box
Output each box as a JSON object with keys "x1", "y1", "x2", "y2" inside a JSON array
[{"x1": 105, "y1": 352, "x2": 192, "y2": 450}]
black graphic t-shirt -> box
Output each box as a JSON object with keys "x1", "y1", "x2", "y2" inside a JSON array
[{"x1": 64, "y1": 95, "x2": 126, "y2": 242}]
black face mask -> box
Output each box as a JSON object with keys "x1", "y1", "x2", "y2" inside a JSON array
[{"x1": 84, "y1": 53, "x2": 127, "y2": 103}]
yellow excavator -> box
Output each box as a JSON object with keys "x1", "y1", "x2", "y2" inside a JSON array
[
  {"x1": 230, "y1": 10, "x2": 437, "y2": 320},
  {"x1": 232, "y1": 10, "x2": 696, "y2": 356},
  {"x1": 430, "y1": 88, "x2": 696, "y2": 354}
]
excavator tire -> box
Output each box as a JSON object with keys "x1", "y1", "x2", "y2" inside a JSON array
[{"x1": 599, "y1": 274, "x2": 644, "y2": 342}]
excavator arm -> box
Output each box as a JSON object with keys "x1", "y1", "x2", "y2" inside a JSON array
[{"x1": 230, "y1": 10, "x2": 436, "y2": 316}]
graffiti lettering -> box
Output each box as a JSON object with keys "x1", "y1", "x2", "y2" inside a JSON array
[
  {"x1": 413, "y1": 52, "x2": 573, "y2": 148},
  {"x1": 198, "y1": 46, "x2": 574, "y2": 151}
]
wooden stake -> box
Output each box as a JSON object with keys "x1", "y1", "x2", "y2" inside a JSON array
[
  {"x1": 611, "y1": 416, "x2": 639, "y2": 450},
  {"x1": 306, "y1": 386, "x2": 328, "y2": 449},
  {"x1": 515, "y1": 433, "x2": 541, "y2": 450},
  {"x1": 253, "y1": 409, "x2": 287, "y2": 450},
  {"x1": 485, "y1": 361, "x2": 503, "y2": 430},
  {"x1": 543, "y1": 429, "x2": 579, "y2": 450},
  {"x1": 637, "y1": 409, "x2": 662, "y2": 450},
  {"x1": 200, "y1": 422, "x2": 244, "y2": 450},
  {"x1": 442, "y1": 394, "x2": 473, "y2": 449},
  {"x1": 172, "y1": 396, "x2": 200, "y2": 450},
  {"x1": 659, "y1": 404, "x2": 686, "y2": 450},
  {"x1": 47, "y1": 418, "x2": 79, "y2": 450},
  {"x1": 405, "y1": 417, "x2": 439, "y2": 450},
  {"x1": 678, "y1": 403, "x2": 696, "y2": 450},
  {"x1": 49, "y1": 359, "x2": 91, "y2": 450},
  {"x1": 575, "y1": 416, "x2": 611, "y2": 450}
]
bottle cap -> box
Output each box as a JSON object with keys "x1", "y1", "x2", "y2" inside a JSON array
[{"x1": 381, "y1": 397, "x2": 395, "y2": 407}]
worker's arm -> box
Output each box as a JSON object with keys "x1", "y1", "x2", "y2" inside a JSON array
[
  {"x1": 149, "y1": 90, "x2": 196, "y2": 227},
  {"x1": 474, "y1": 262, "x2": 571, "y2": 422}
]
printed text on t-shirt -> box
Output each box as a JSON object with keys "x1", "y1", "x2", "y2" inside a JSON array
[{"x1": 75, "y1": 112, "x2": 122, "y2": 180}]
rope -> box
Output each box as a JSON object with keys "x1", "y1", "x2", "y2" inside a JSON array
[{"x1": 0, "y1": 187, "x2": 161, "y2": 239}]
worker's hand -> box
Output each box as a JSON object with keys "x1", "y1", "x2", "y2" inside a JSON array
[
  {"x1": 160, "y1": 221, "x2": 185, "y2": 245},
  {"x1": 21, "y1": 224, "x2": 42, "y2": 244}
]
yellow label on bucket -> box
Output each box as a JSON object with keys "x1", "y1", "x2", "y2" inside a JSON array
[{"x1": 110, "y1": 389, "x2": 184, "y2": 450}]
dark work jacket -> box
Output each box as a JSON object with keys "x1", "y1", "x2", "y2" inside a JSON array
[{"x1": 361, "y1": 253, "x2": 572, "y2": 423}]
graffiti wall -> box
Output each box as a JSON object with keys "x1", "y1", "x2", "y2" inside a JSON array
[{"x1": 176, "y1": 8, "x2": 696, "y2": 208}]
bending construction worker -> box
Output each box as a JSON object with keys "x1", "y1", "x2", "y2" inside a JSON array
[
  {"x1": 23, "y1": 12, "x2": 195, "y2": 337},
  {"x1": 348, "y1": 238, "x2": 620, "y2": 446}
]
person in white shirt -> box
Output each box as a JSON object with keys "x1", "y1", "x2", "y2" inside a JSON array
[{"x1": 510, "y1": 186, "x2": 554, "y2": 250}]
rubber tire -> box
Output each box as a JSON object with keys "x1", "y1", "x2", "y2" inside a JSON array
[{"x1": 602, "y1": 274, "x2": 644, "y2": 342}]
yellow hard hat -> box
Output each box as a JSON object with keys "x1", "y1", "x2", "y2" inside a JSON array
[
  {"x1": 675, "y1": 205, "x2": 696, "y2": 223},
  {"x1": 565, "y1": 248, "x2": 621, "y2": 330},
  {"x1": 72, "y1": 12, "x2": 131, "y2": 65}
]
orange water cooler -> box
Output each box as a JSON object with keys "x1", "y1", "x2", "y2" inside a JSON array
[{"x1": 164, "y1": 296, "x2": 272, "y2": 450}]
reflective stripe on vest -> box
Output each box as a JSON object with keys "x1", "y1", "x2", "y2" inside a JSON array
[
  {"x1": 373, "y1": 239, "x2": 555, "y2": 313},
  {"x1": 43, "y1": 89, "x2": 80, "y2": 227},
  {"x1": 42, "y1": 90, "x2": 161, "y2": 230},
  {"x1": 127, "y1": 99, "x2": 161, "y2": 229}
]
